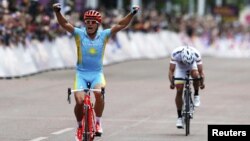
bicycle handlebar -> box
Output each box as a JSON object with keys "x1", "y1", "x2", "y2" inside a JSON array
[
  {"x1": 70, "y1": 88, "x2": 103, "y2": 93},
  {"x1": 173, "y1": 77, "x2": 202, "y2": 81},
  {"x1": 67, "y1": 87, "x2": 105, "y2": 104}
]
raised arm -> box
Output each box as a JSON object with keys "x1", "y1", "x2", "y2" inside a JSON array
[
  {"x1": 52, "y1": 3, "x2": 74, "y2": 33},
  {"x1": 111, "y1": 5, "x2": 140, "y2": 35}
]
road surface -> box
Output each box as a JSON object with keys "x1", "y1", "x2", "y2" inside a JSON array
[{"x1": 0, "y1": 57, "x2": 249, "y2": 141}]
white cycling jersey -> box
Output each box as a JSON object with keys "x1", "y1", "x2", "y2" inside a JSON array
[{"x1": 170, "y1": 46, "x2": 202, "y2": 81}]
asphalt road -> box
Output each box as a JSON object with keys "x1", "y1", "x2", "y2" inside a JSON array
[{"x1": 0, "y1": 57, "x2": 250, "y2": 141}]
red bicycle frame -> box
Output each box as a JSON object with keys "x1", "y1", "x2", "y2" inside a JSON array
[
  {"x1": 82, "y1": 93, "x2": 96, "y2": 141},
  {"x1": 68, "y1": 84, "x2": 105, "y2": 141}
]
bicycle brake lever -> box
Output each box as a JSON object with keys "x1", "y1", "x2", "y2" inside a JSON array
[
  {"x1": 67, "y1": 88, "x2": 71, "y2": 104},
  {"x1": 101, "y1": 87, "x2": 105, "y2": 95}
]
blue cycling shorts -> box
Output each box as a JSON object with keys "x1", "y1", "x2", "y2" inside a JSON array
[{"x1": 74, "y1": 71, "x2": 106, "y2": 89}]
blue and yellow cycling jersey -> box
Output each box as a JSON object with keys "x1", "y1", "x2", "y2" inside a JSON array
[{"x1": 73, "y1": 27, "x2": 111, "y2": 72}]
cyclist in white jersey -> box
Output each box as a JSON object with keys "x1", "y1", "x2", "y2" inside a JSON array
[
  {"x1": 168, "y1": 45, "x2": 205, "y2": 128},
  {"x1": 53, "y1": 3, "x2": 139, "y2": 141}
]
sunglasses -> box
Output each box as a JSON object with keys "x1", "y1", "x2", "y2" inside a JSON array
[{"x1": 85, "y1": 20, "x2": 98, "y2": 25}]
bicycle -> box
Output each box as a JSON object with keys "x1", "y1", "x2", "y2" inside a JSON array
[
  {"x1": 173, "y1": 72, "x2": 202, "y2": 136},
  {"x1": 67, "y1": 82, "x2": 105, "y2": 141}
]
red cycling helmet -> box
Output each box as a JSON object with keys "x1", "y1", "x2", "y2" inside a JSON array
[{"x1": 83, "y1": 10, "x2": 102, "y2": 23}]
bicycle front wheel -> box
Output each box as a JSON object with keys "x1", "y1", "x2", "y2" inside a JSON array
[
  {"x1": 184, "y1": 90, "x2": 190, "y2": 136},
  {"x1": 88, "y1": 107, "x2": 95, "y2": 141},
  {"x1": 185, "y1": 113, "x2": 190, "y2": 136},
  {"x1": 83, "y1": 105, "x2": 91, "y2": 141}
]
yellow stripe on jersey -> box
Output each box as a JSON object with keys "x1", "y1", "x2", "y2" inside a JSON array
[
  {"x1": 75, "y1": 35, "x2": 82, "y2": 65},
  {"x1": 101, "y1": 73, "x2": 106, "y2": 86},
  {"x1": 175, "y1": 80, "x2": 185, "y2": 85},
  {"x1": 74, "y1": 73, "x2": 78, "y2": 89},
  {"x1": 102, "y1": 36, "x2": 110, "y2": 60}
]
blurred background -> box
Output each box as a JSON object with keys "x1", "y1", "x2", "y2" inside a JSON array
[{"x1": 1, "y1": 0, "x2": 250, "y2": 78}]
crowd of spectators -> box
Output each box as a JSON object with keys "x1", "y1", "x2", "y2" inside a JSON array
[
  {"x1": 0, "y1": 0, "x2": 250, "y2": 48},
  {"x1": 0, "y1": 0, "x2": 64, "y2": 47}
]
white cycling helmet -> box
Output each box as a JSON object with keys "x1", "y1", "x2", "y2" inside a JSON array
[{"x1": 181, "y1": 47, "x2": 195, "y2": 65}]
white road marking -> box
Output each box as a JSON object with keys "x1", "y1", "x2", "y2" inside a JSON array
[
  {"x1": 51, "y1": 127, "x2": 74, "y2": 135},
  {"x1": 0, "y1": 116, "x2": 73, "y2": 120},
  {"x1": 26, "y1": 117, "x2": 226, "y2": 141},
  {"x1": 29, "y1": 137, "x2": 48, "y2": 141},
  {"x1": 106, "y1": 116, "x2": 151, "y2": 138}
]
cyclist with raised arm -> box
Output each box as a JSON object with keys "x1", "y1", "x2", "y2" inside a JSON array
[
  {"x1": 168, "y1": 45, "x2": 205, "y2": 128},
  {"x1": 52, "y1": 3, "x2": 139, "y2": 141}
]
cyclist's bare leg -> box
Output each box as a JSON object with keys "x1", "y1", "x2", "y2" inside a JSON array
[
  {"x1": 74, "y1": 91, "x2": 85, "y2": 127},
  {"x1": 93, "y1": 84, "x2": 105, "y2": 117},
  {"x1": 93, "y1": 84, "x2": 105, "y2": 134},
  {"x1": 191, "y1": 70, "x2": 201, "y2": 106},
  {"x1": 175, "y1": 84, "x2": 184, "y2": 117},
  {"x1": 191, "y1": 70, "x2": 200, "y2": 95}
]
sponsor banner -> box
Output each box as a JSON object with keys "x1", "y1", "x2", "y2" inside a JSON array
[{"x1": 1, "y1": 30, "x2": 250, "y2": 78}]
